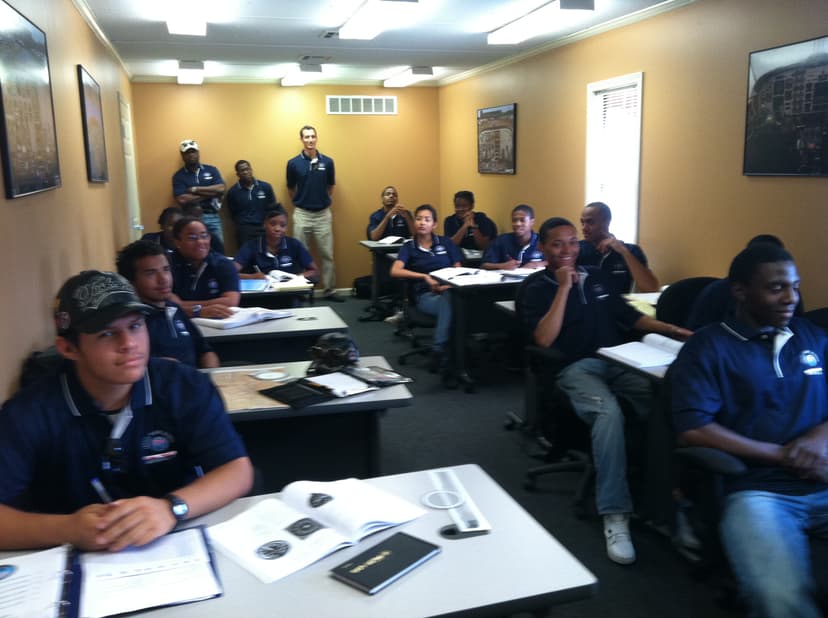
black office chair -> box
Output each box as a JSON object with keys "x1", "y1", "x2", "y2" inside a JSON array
[
  {"x1": 804, "y1": 307, "x2": 828, "y2": 335},
  {"x1": 395, "y1": 283, "x2": 438, "y2": 368},
  {"x1": 655, "y1": 276, "x2": 718, "y2": 327}
]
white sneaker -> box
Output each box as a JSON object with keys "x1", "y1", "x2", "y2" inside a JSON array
[
  {"x1": 604, "y1": 513, "x2": 636, "y2": 565},
  {"x1": 384, "y1": 310, "x2": 403, "y2": 325}
]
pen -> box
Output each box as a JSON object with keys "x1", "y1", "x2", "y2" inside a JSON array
[
  {"x1": 90, "y1": 477, "x2": 113, "y2": 503},
  {"x1": 253, "y1": 265, "x2": 261, "y2": 273}
]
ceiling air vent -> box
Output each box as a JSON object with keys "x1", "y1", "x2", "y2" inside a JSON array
[{"x1": 327, "y1": 95, "x2": 397, "y2": 115}]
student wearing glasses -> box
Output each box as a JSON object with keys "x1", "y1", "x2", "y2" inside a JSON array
[
  {"x1": 0, "y1": 270, "x2": 253, "y2": 551},
  {"x1": 481, "y1": 204, "x2": 546, "y2": 270},
  {"x1": 168, "y1": 216, "x2": 240, "y2": 318}
]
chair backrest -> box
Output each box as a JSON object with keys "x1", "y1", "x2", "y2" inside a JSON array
[
  {"x1": 804, "y1": 307, "x2": 828, "y2": 335},
  {"x1": 656, "y1": 277, "x2": 718, "y2": 327}
]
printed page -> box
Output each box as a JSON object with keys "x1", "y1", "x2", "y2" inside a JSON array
[
  {"x1": 78, "y1": 528, "x2": 221, "y2": 618},
  {"x1": 377, "y1": 236, "x2": 403, "y2": 245},
  {"x1": 597, "y1": 340, "x2": 677, "y2": 368},
  {"x1": 208, "y1": 498, "x2": 351, "y2": 584},
  {"x1": 0, "y1": 545, "x2": 66, "y2": 618},
  {"x1": 303, "y1": 372, "x2": 379, "y2": 398},
  {"x1": 641, "y1": 333, "x2": 684, "y2": 355},
  {"x1": 281, "y1": 478, "x2": 425, "y2": 542}
]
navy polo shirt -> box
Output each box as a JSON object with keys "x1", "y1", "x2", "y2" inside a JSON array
[
  {"x1": 170, "y1": 250, "x2": 240, "y2": 301},
  {"x1": 396, "y1": 234, "x2": 463, "y2": 295},
  {"x1": 0, "y1": 358, "x2": 247, "y2": 513},
  {"x1": 145, "y1": 301, "x2": 213, "y2": 367},
  {"x1": 286, "y1": 152, "x2": 335, "y2": 211},
  {"x1": 671, "y1": 317, "x2": 828, "y2": 496},
  {"x1": 577, "y1": 239, "x2": 649, "y2": 295},
  {"x1": 482, "y1": 232, "x2": 544, "y2": 267},
  {"x1": 172, "y1": 164, "x2": 225, "y2": 213},
  {"x1": 519, "y1": 267, "x2": 642, "y2": 361},
  {"x1": 234, "y1": 236, "x2": 314, "y2": 275},
  {"x1": 443, "y1": 212, "x2": 497, "y2": 250},
  {"x1": 226, "y1": 179, "x2": 276, "y2": 226},
  {"x1": 367, "y1": 207, "x2": 412, "y2": 240}
]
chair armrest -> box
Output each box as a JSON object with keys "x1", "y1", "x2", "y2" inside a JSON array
[{"x1": 675, "y1": 447, "x2": 748, "y2": 476}]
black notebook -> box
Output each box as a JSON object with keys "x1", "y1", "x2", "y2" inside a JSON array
[{"x1": 330, "y1": 532, "x2": 441, "y2": 595}]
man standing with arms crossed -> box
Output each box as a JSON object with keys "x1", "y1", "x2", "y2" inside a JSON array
[{"x1": 286, "y1": 125, "x2": 341, "y2": 302}]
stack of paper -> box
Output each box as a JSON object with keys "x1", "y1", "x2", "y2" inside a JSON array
[
  {"x1": 597, "y1": 333, "x2": 684, "y2": 368},
  {"x1": 192, "y1": 306, "x2": 293, "y2": 330}
]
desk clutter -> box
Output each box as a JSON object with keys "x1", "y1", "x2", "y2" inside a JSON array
[{"x1": 192, "y1": 306, "x2": 293, "y2": 330}]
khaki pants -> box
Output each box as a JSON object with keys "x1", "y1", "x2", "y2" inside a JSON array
[{"x1": 293, "y1": 207, "x2": 335, "y2": 290}]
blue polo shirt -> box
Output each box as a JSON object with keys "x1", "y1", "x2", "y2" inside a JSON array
[
  {"x1": 519, "y1": 267, "x2": 642, "y2": 361},
  {"x1": 671, "y1": 317, "x2": 828, "y2": 496},
  {"x1": 395, "y1": 234, "x2": 463, "y2": 295},
  {"x1": 171, "y1": 164, "x2": 225, "y2": 213},
  {"x1": 226, "y1": 179, "x2": 276, "y2": 226},
  {"x1": 145, "y1": 301, "x2": 213, "y2": 367},
  {"x1": 367, "y1": 208, "x2": 411, "y2": 240},
  {"x1": 170, "y1": 250, "x2": 240, "y2": 301},
  {"x1": 286, "y1": 152, "x2": 335, "y2": 211},
  {"x1": 443, "y1": 212, "x2": 497, "y2": 250},
  {"x1": 577, "y1": 239, "x2": 649, "y2": 295},
  {"x1": 0, "y1": 358, "x2": 247, "y2": 513},
  {"x1": 234, "y1": 236, "x2": 314, "y2": 275},
  {"x1": 482, "y1": 232, "x2": 544, "y2": 267}
]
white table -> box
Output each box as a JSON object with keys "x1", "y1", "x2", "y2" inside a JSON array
[{"x1": 150, "y1": 464, "x2": 598, "y2": 617}]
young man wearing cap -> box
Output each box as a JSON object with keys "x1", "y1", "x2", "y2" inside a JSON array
[
  {"x1": 286, "y1": 125, "x2": 341, "y2": 301},
  {"x1": 117, "y1": 239, "x2": 219, "y2": 368},
  {"x1": 0, "y1": 271, "x2": 252, "y2": 551},
  {"x1": 172, "y1": 139, "x2": 227, "y2": 253}
]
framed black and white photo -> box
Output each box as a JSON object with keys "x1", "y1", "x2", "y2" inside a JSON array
[
  {"x1": 477, "y1": 103, "x2": 516, "y2": 174},
  {"x1": 77, "y1": 64, "x2": 108, "y2": 183},
  {"x1": 0, "y1": 1, "x2": 60, "y2": 197}
]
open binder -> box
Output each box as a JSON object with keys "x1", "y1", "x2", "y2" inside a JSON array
[{"x1": 0, "y1": 527, "x2": 221, "y2": 618}]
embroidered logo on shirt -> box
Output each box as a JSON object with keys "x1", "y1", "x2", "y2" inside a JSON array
[
  {"x1": 208, "y1": 278, "x2": 219, "y2": 293},
  {"x1": 256, "y1": 190, "x2": 266, "y2": 199},
  {"x1": 800, "y1": 350, "x2": 823, "y2": 375},
  {"x1": 433, "y1": 244, "x2": 447, "y2": 255},
  {"x1": 141, "y1": 431, "x2": 178, "y2": 464},
  {"x1": 591, "y1": 282, "x2": 609, "y2": 300},
  {"x1": 203, "y1": 172, "x2": 214, "y2": 181},
  {"x1": 174, "y1": 319, "x2": 191, "y2": 335}
]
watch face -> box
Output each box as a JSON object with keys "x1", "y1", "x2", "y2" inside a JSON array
[{"x1": 167, "y1": 495, "x2": 189, "y2": 520}]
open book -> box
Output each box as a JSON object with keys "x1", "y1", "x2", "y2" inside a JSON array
[
  {"x1": 208, "y1": 478, "x2": 425, "y2": 584},
  {"x1": 429, "y1": 267, "x2": 503, "y2": 286},
  {"x1": 377, "y1": 235, "x2": 405, "y2": 245},
  {"x1": 266, "y1": 269, "x2": 314, "y2": 291},
  {"x1": 192, "y1": 306, "x2": 293, "y2": 330},
  {"x1": 497, "y1": 267, "x2": 539, "y2": 279},
  {"x1": 597, "y1": 333, "x2": 684, "y2": 368},
  {"x1": 0, "y1": 528, "x2": 221, "y2": 618}
]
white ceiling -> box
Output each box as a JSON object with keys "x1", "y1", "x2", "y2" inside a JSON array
[{"x1": 78, "y1": 0, "x2": 692, "y2": 85}]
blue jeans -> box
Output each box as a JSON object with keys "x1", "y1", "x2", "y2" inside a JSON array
[
  {"x1": 415, "y1": 291, "x2": 452, "y2": 349},
  {"x1": 720, "y1": 488, "x2": 828, "y2": 618},
  {"x1": 557, "y1": 358, "x2": 651, "y2": 515},
  {"x1": 201, "y1": 212, "x2": 225, "y2": 244}
]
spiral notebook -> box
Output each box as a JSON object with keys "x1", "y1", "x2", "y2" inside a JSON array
[{"x1": 0, "y1": 527, "x2": 221, "y2": 618}]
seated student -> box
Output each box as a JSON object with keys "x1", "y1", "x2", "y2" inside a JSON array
[
  {"x1": 391, "y1": 204, "x2": 463, "y2": 368},
  {"x1": 520, "y1": 217, "x2": 690, "y2": 565},
  {"x1": 672, "y1": 244, "x2": 827, "y2": 617},
  {"x1": 0, "y1": 270, "x2": 253, "y2": 551},
  {"x1": 686, "y1": 234, "x2": 804, "y2": 330},
  {"x1": 233, "y1": 206, "x2": 320, "y2": 283},
  {"x1": 367, "y1": 185, "x2": 414, "y2": 241},
  {"x1": 444, "y1": 190, "x2": 497, "y2": 251},
  {"x1": 481, "y1": 204, "x2": 546, "y2": 270},
  {"x1": 141, "y1": 206, "x2": 183, "y2": 254},
  {"x1": 578, "y1": 201, "x2": 659, "y2": 294},
  {"x1": 117, "y1": 239, "x2": 219, "y2": 368},
  {"x1": 168, "y1": 216, "x2": 240, "y2": 318}
]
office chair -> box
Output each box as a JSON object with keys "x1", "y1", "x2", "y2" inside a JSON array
[
  {"x1": 655, "y1": 276, "x2": 718, "y2": 327},
  {"x1": 395, "y1": 282, "x2": 438, "y2": 368},
  {"x1": 804, "y1": 307, "x2": 828, "y2": 335}
]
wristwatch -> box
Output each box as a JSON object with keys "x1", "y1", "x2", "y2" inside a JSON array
[
  {"x1": 191, "y1": 186, "x2": 197, "y2": 194},
  {"x1": 192, "y1": 304, "x2": 202, "y2": 317},
  {"x1": 165, "y1": 494, "x2": 189, "y2": 522}
]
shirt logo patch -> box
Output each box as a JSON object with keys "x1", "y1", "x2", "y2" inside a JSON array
[
  {"x1": 208, "y1": 279, "x2": 219, "y2": 293},
  {"x1": 203, "y1": 173, "x2": 214, "y2": 181},
  {"x1": 527, "y1": 251, "x2": 543, "y2": 261},
  {"x1": 141, "y1": 431, "x2": 178, "y2": 464},
  {"x1": 800, "y1": 350, "x2": 823, "y2": 375},
  {"x1": 433, "y1": 244, "x2": 446, "y2": 255},
  {"x1": 174, "y1": 319, "x2": 191, "y2": 335},
  {"x1": 279, "y1": 256, "x2": 294, "y2": 267},
  {"x1": 591, "y1": 283, "x2": 609, "y2": 299},
  {"x1": 256, "y1": 191, "x2": 266, "y2": 199}
]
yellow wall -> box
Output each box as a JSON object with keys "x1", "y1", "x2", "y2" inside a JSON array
[
  {"x1": 131, "y1": 83, "x2": 440, "y2": 268},
  {"x1": 0, "y1": 0, "x2": 133, "y2": 396},
  {"x1": 439, "y1": 0, "x2": 828, "y2": 297}
]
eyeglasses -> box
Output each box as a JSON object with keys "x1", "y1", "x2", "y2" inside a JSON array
[
  {"x1": 101, "y1": 438, "x2": 125, "y2": 474},
  {"x1": 185, "y1": 232, "x2": 210, "y2": 242}
]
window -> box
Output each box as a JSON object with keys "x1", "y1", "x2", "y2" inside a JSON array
[{"x1": 585, "y1": 72, "x2": 643, "y2": 242}]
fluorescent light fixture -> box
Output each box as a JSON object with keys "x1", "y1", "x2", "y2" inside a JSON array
[
  {"x1": 177, "y1": 60, "x2": 204, "y2": 84},
  {"x1": 280, "y1": 63, "x2": 324, "y2": 87},
  {"x1": 383, "y1": 66, "x2": 433, "y2": 88},
  {"x1": 166, "y1": 18, "x2": 207, "y2": 36},
  {"x1": 339, "y1": 0, "x2": 421, "y2": 40},
  {"x1": 487, "y1": 0, "x2": 593, "y2": 45}
]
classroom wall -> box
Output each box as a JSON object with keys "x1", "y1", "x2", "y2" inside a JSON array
[
  {"x1": 438, "y1": 0, "x2": 828, "y2": 303},
  {"x1": 130, "y1": 83, "x2": 441, "y2": 275},
  {"x1": 0, "y1": 0, "x2": 133, "y2": 397}
]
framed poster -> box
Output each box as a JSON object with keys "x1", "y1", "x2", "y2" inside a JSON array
[
  {"x1": 77, "y1": 65, "x2": 108, "y2": 183},
  {"x1": 0, "y1": 1, "x2": 61, "y2": 197},
  {"x1": 743, "y1": 35, "x2": 828, "y2": 176},
  {"x1": 477, "y1": 103, "x2": 516, "y2": 174}
]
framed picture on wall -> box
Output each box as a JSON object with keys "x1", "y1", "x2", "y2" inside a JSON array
[
  {"x1": 77, "y1": 65, "x2": 109, "y2": 183},
  {"x1": 0, "y1": 1, "x2": 61, "y2": 198},
  {"x1": 477, "y1": 103, "x2": 516, "y2": 174},
  {"x1": 743, "y1": 35, "x2": 828, "y2": 176}
]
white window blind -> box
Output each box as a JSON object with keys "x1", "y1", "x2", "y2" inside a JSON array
[{"x1": 585, "y1": 72, "x2": 643, "y2": 242}]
